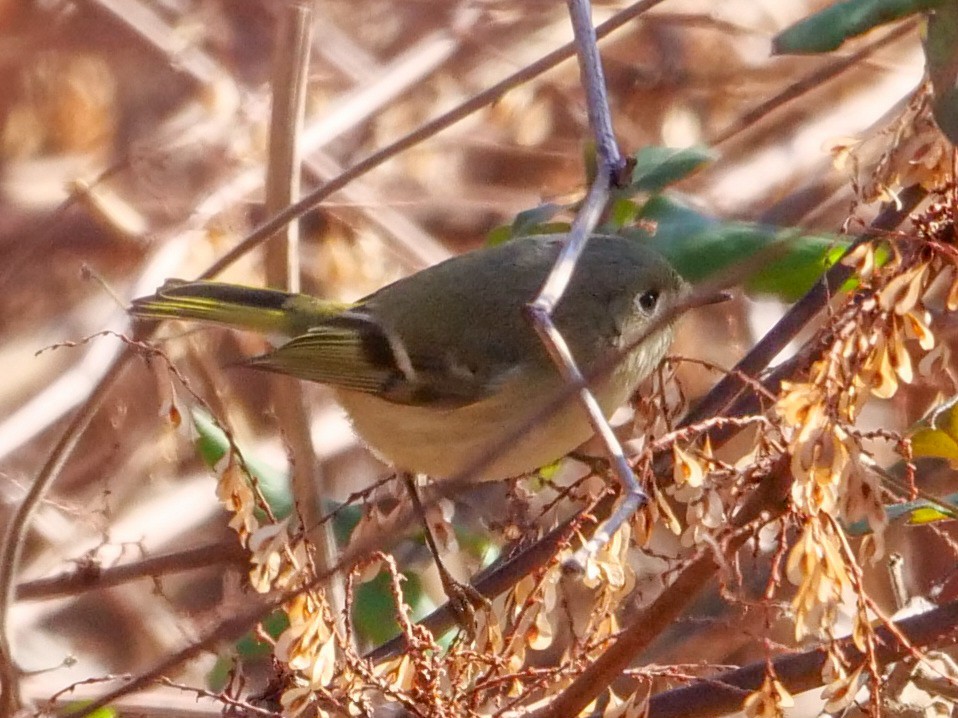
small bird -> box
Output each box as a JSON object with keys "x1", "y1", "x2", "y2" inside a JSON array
[{"x1": 130, "y1": 233, "x2": 686, "y2": 480}]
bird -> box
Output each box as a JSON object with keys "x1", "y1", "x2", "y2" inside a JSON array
[{"x1": 130, "y1": 233, "x2": 686, "y2": 482}]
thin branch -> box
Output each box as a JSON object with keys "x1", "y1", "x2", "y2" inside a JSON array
[
  {"x1": 15, "y1": 542, "x2": 245, "y2": 602},
  {"x1": 570, "y1": 0, "x2": 622, "y2": 172},
  {"x1": 645, "y1": 597, "x2": 958, "y2": 718},
  {"x1": 261, "y1": 0, "x2": 343, "y2": 614},
  {"x1": 709, "y1": 20, "x2": 919, "y2": 146},
  {"x1": 531, "y1": 459, "x2": 793, "y2": 718},
  {"x1": 264, "y1": 0, "x2": 310, "y2": 292},
  {"x1": 525, "y1": 0, "x2": 637, "y2": 569},
  {"x1": 199, "y1": 0, "x2": 668, "y2": 279}
]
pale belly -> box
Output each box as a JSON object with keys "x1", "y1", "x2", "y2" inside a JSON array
[{"x1": 334, "y1": 332, "x2": 669, "y2": 479}]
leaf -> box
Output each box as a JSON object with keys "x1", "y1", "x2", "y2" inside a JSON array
[
  {"x1": 910, "y1": 427, "x2": 958, "y2": 461},
  {"x1": 924, "y1": 2, "x2": 958, "y2": 144},
  {"x1": 845, "y1": 492, "x2": 958, "y2": 534},
  {"x1": 353, "y1": 570, "x2": 424, "y2": 644},
  {"x1": 486, "y1": 205, "x2": 569, "y2": 246},
  {"x1": 512, "y1": 203, "x2": 564, "y2": 235},
  {"x1": 607, "y1": 197, "x2": 640, "y2": 229},
  {"x1": 65, "y1": 703, "x2": 116, "y2": 718},
  {"x1": 907, "y1": 505, "x2": 954, "y2": 524},
  {"x1": 192, "y1": 409, "x2": 294, "y2": 518},
  {"x1": 910, "y1": 396, "x2": 958, "y2": 461},
  {"x1": 773, "y1": 0, "x2": 943, "y2": 55},
  {"x1": 630, "y1": 195, "x2": 849, "y2": 301},
  {"x1": 626, "y1": 145, "x2": 713, "y2": 194}
]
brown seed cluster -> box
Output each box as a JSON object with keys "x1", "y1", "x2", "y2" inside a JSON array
[{"x1": 204, "y1": 209, "x2": 958, "y2": 716}]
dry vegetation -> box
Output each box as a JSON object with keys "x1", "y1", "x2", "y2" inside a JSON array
[{"x1": 1, "y1": 1, "x2": 957, "y2": 717}]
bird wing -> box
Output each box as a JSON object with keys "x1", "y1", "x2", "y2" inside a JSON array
[{"x1": 244, "y1": 311, "x2": 498, "y2": 408}]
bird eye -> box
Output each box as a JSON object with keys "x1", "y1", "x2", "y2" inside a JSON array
[{"x1": 637, "y1": 289, "x2": 659, "y2": 313}]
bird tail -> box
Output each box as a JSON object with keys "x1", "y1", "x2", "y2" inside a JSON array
[{"x1": 129, "y1": 280, "x2": 350, "y2": 337}]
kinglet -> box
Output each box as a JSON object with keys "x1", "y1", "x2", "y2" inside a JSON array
[{"x1": 130, "y1": 234, "x2": 686, "y2": 479}]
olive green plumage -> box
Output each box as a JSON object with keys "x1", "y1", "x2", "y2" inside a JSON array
[{"x1": 130, "y1": 234, "x2": 685, "y2": 478}]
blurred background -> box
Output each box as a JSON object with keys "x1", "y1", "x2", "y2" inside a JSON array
[{"x1": 0, "y1": 0, "x2": 946, "y2": 712}]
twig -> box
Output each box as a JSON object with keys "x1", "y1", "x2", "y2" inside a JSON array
[
  {"x1": 261, "y1": 0, "x2": 344, "y2": 614},
  {"x1": 525, "y1": 0, "x2": 637, "y2": 569},
  {"x1": 709, "y1": 20, "x2": 918, "y2": 146},
  {"x1": 645, "y1": 597, "x2": 958, "y2": 718},
  {"x1": 15, "y1": 542, "x2": 245, "y2": 601},
  {"x1": 199, "y1": 0, "x2": 669, "y2": 279},
  {"x1": 531, "y1": 459, "x2": 793, "y2": 718}
]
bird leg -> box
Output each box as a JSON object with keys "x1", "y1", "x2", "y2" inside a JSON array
[{"x1": 402, "y1": 473, "x2": 490, "y2": 637}]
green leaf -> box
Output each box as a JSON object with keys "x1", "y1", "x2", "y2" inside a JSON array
[
  {"x1": 486, "y1": 207, "x2": 569, "y2": 246},
  {"x1": 773, "y1": 0, "x2": 943, "y2": 55},
  {"x1": 845, "y1": 491, "x2": 958, "y2": 534},
  {"x1": 206, "y1": 655, "x2": 234, "y2": 692},
  {"x1": 65, "y1": 703, "x2": 116, "y2": 718},
  {"x1": 911, "y1": 427, "x2": 958, "y2": 461},
  {"x1": 192, "y1": 409, "x2": 293, "y2": 518},
  {"x1": 908, "y1": 505, "x2": 955, "y2": 524},
  {"x1": 909, "y1": 396, "x2": 958, "y2": 461},
  {"x1": 607, "y1": 197, "x2": 640, "y2": 229},
  {"x1": 631, "y1": 196, "x2": 848, "y2": 301},
  {"x1": 513, "y1": 204, "x2": 564, "y2": 235},
  {"x1": 353, "y1": 570, "x2": 424, "y2": 644},
  {"x1": 627, "y1": 146, "x2": 713, "y2": 194},
  {"x1": 924, "y1": 2, "x2": 958, "y2": 144}
]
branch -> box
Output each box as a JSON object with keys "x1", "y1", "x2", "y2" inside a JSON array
[
  {"x1": 15, "y1": 542, "x2": 245, "y2": 602},
  {"x1": 646, "y1": 597, "x2": 958, "y2": 718},
  {"x1": 526, "y1": 0, "x2": 640, "y2": 569},
  {"x1": 199, "y1": 0, "x2": 667, "y2": 279},
  {"x1": 679, "y1": 184, "x2": 925, "y2": 432},
  {"x1": 530, "y1": 458, "x2": 793, "y2": 718}
]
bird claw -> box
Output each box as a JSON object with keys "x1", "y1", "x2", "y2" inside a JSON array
[{"x1": 441, "y1": 576, "x2": 490, "y2": 639}]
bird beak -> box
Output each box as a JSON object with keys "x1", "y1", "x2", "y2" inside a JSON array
[
  {"x1": 705, "y1": 289, "x2": 734, "y2": 305},
  {"x1": 686, "y1": 289, "x2": 734, "y2": 310}
]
